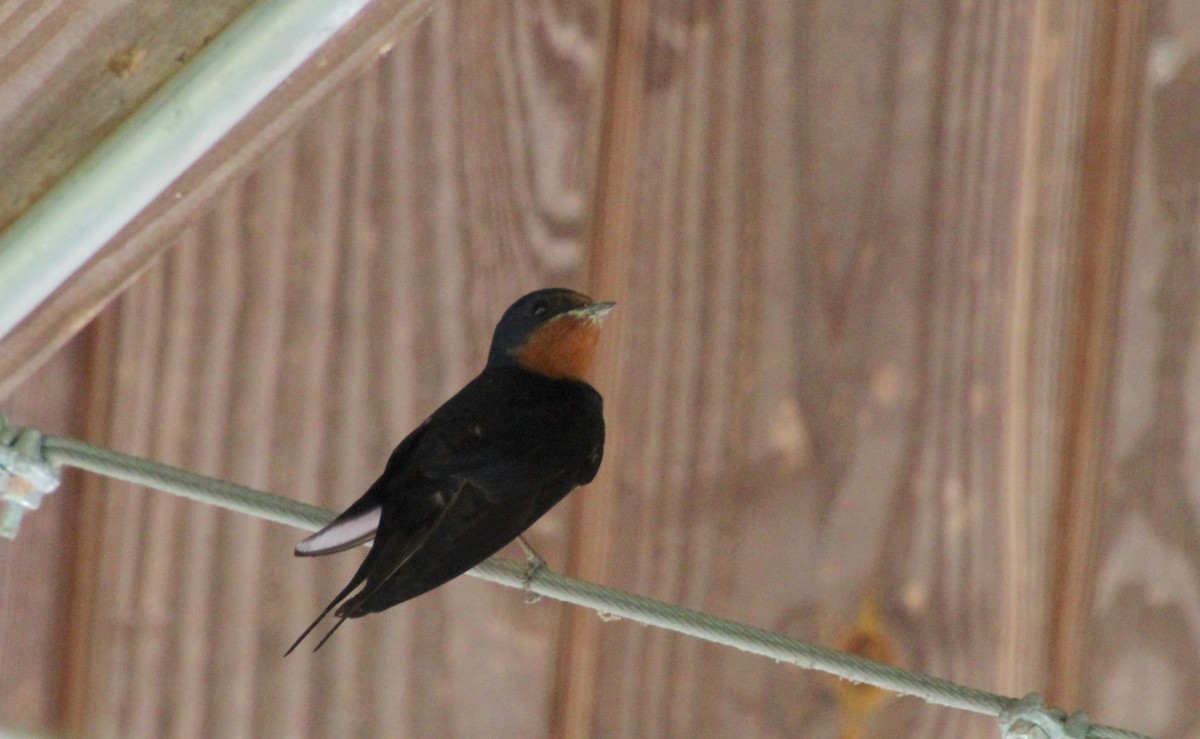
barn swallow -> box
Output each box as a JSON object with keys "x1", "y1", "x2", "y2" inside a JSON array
[{"x1": 286, "y1": 288, "x2": 614, "y2": 654}]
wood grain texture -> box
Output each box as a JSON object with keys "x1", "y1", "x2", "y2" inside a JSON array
[
  {"x1": 571, "y1": 2, "x2": 1149, "y2": 738},
  {"x1": 0, "y1": 336, "x2": 90, "y2": 735},
  {"x1": 1047, "y1": 0, "x2": 1149, "y2": 712},
  {"x1": 64, "y1": 1, "x2": 608, "y2": 736},
  {"x1": 0, "y1": 0, "x2": 253, "y2": 232},
  {"x1": 0, "y1": 0, "x2": 439, "y2": 401},
  {"x1": 7, "y1": 1, "x2": 1196, "y2": 737},
  {"x1": 550, "y1": 0, "x2": 646, "y2": 734},
  {"x1": 1080, "y1": 2, "x2": 1200, "y2": 736}
]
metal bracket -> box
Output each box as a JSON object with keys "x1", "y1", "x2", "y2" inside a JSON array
[
  {"x1": 0, "y1": 412, "x2": 61, "y2": 539},
  {"x1": 999, "y1": 693, "x2": 1090, "y2": 739}
]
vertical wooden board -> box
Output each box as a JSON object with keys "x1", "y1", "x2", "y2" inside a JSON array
[
  {"x1": 1084, "y1": 2, "x2": 1200, "y2": 736},
  {"x1": 0, "y1": 336, "x2": 90, "y2": 734},
  {"x1": 575, "y1": 2, "x2": 1117, "y2": 737},
  {"x1": 69, "y1": 1, "x2": 608, "y2": 736}
]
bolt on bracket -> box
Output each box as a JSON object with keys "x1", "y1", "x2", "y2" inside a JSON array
[{"x1": 0, "y1": 412, "x2": 61, "y2": 539}]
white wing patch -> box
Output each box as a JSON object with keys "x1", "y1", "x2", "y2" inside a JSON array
[{"x1": 295, "y1": 505, "x2": 382, "y2": 556}]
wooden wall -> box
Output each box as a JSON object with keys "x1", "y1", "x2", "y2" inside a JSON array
[{"x1": 2, "y1": 1, "x2": 1199, "y2": 737}]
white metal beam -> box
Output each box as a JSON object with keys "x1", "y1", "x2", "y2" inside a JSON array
[{"x1": 0, "y1": 0, "x2": 380, "y2": 340}]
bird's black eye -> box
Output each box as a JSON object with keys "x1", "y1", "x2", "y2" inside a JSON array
[{"x1": 531, "y1": 300, "x2": 549, "y2": 318}]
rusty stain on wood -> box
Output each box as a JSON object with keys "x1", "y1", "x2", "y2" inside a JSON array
[{"x1": 831, "y1": 593, "x2": 898, "y2": 739}]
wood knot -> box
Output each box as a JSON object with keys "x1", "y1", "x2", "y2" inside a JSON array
[{"x1": 108, "y1": 48, "x2": 146, "y2": 78}]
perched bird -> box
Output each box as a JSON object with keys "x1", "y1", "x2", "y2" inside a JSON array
[{"x1": 286, "y1": 288, "x2": 615, "y2": 654}]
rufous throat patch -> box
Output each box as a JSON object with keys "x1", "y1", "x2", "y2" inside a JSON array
[{"x1": 514, "y1": 315, "x2": 603, "y2": 380}]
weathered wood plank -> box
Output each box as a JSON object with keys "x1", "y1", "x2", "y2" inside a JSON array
[
  {"x1": 1046, "y1": 0, "x2": 1149, "y2": 713},
  {"x1": 569, "y1": 2, "x2": 1144, "y2": 737},
  {"x1": 1080, "y1": 2, "x2": 1200, "y2": 736},
  {"x1": 8, "y1": 1, "x2": 1190, "y2": 737},
  {"x1": 65, "y1": 0, "x2": 608, "y2": 735}
]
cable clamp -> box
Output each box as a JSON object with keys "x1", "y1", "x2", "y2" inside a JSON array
[
  {"x1": 0, "y1": 412, "x2": 61, "y2": 539},
  {"x1": 999, "y1": 693, "x2": 1090, "y2": 739}
]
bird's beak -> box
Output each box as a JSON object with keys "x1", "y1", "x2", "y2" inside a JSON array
[{"x1": 569, "y1": 300, "x2": 616, "y2": 321}]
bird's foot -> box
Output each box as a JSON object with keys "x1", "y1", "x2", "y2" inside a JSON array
[{"x1": 517, "y1": 535, "x2": 546, "y2": 604}]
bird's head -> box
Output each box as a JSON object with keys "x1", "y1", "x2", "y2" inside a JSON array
[{"x1": 488, "y1": 288, "x2": 616, "y2": 381}]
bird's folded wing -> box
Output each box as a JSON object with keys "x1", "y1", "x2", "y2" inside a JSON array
[
  {"x1": 295, "y1": 416, "x2": 435, "y2": 557},
  {"x1": 333, "y1": 484, "x2": 467, "y2": 616}
]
